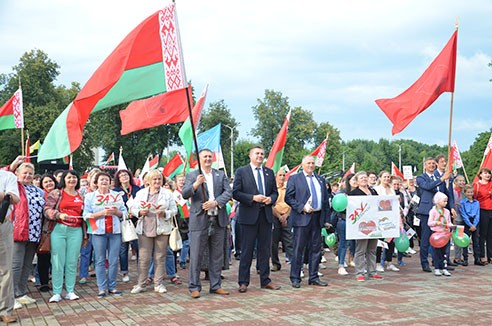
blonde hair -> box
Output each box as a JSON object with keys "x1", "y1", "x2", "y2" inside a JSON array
[
  {"x1": 146, "y1": 169, "x2": 163, "y2": 182},
  {"x1": 16, "y1": 162, "x2": 35, "y2": 173}
]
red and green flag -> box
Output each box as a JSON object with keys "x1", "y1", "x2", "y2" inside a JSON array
[
  {"x1": 39, "y1": 3, "x2": 186, "y2": 161},
  {"x1": 86, "y1": 218, "x2": 98, "y2": 233},
  {"x1": 266, "y1": 110, "x2": 291, "y2": 174},
  {"x1": 0, "y1": 88, "x2": 23, "y2": 131},
  {"x1": 163, "y1": 153, "x2": 185, "y2": 179},
  {"x1": 149, "y1": 155, "x2": 159, "y2": 171}
]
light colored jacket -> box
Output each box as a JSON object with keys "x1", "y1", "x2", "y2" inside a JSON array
[
  {"x1": 83, "y1": 190, "x2": 127, "y2": 235},
  {"x1": 130, "y1": 186, "x2": 177, "y2": 235}
]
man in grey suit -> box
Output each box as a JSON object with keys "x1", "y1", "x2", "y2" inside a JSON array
[{"x1": 182, "y1": 149, "x2": 232, "y2": 299}]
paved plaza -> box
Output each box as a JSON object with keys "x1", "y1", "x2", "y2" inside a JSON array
[{"x1": 11, "y1": 249, "x2": 492, "y2": 325}]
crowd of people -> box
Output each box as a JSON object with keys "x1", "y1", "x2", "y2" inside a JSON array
[{"x1": 0, "y1": 149, "x2": 491, "y2": 324}]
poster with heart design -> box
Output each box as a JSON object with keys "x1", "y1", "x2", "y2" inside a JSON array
[{"x1": 346, "y1": 195, "x2": 400, "y2": 239}]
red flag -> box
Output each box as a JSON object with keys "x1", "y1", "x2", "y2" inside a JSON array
[
  {"x1": 311, "y1": 136, "x2": 329, "y2": 168},
  {"x1": 104, "y1": 152, "x2": 115, "y2": 165},
  {"x1": 149, "y1": 155, "x2": 159, "y2": 170},
  {"x1": 163, "y1": 153, "x2": 185, "y2": 178},
  {"x1": 391, "y1": 162, "x2": 404, "y2": 179},
  {"x1": 285, "y1": 163, "x2": 301, "y2": 182},
  {"x1": 24, "y1": 136, "x2": 30, "y2": 163},
  {"x1": 119, "y1": 85, "x2": 193, "y2": 135},
  {"x1": 265, "y1": 110, "x2": 291, "y2": 173},
  {"x1": 375, "y1": 31, "x2": 457, "y2": 135},
  {"x1": 481, "y1": 133, "x2": 492, "y2": 171}
]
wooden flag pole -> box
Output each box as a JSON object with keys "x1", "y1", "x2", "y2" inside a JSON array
[
  {"x1": 446, "y1": 20, "x2": 459, "y2": 184},
  {"x1": 21, "y1": 128, "x2": 25, "y2": 156}
]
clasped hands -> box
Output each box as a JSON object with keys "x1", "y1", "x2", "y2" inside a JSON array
[
  {"x1": 253, "y1": 194, "x2": 272, "y2": 205},
  {"x1": 139, "y1": 208, "x2": 165, "y2": 218}
]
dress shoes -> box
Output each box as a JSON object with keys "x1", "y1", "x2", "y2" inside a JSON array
[
  {"x1": 270, "y1": 265, "x2": 281, "y2": 272},
  {"x1": 446, "y1": 266, "x2": 455, "y2": 271},
  {"x1": 210, "y1": 288, "x2": 229, "y2": 295},
  {"x1": 422, "y1": 266, "x2": 432, "y2": 272},
  {"x1": 190, "y1": 290, "x2": 201, "y2": 299},
  {"x1": 308, "y1": 279, "x2": 328, "y2": 287},
  {"x1": 474, "y1": 260, "x2": 486, "y2": 266},
  {"x1": 238, "y1": 284, "x2": 248, "y2": 293},
  {"x1": 447, "y1": 261, "x2": 458, "y2": 266},
  {"x1": 0, "y1": 315, "x2": 17, "y2": 324},
  {"x1": 261, "y1": 282, "x2": 281, "y2": 290},
  {"x1": 291, "y1": 282, "x2": 301, "y2": 288}
]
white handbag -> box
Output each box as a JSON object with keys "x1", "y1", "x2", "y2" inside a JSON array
[
  {"x1": 121, "y1": 216, "x2": 138, "y2": 242},
  {"x1": 169, "y1": 214, "x2": 183, "y2": 251}
]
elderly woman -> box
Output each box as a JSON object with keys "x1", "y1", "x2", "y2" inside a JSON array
[
  {"x1": 113, "y1": 169, "x2": 141, "y2": 283},
  {"x1": 83, "y1": 172, "x2": 126, "y2": 298},
  {"x1": 130, "y1": 169, "x2": 177, "y2": 294},
  {"x1": 36, "y1": 174, "x2": 59, "y2": 292},
  {"x1": 349, "y1": 171, "x2": 383, "y2": 282},
  {"x1": 12, "y1": 163, "x2": 46, "y2": 309},
  {"x1": 44, "y1": 170, "x2": 87, "y2": 303}
]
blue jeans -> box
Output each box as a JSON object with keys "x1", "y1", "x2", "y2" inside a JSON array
[
  {"x1": 179, "y1": 239, "x2": 190, "y2": 266},
  {"x1": 119, "y1": 239, "x2": 138, "y2": 274},
  {"x1": 91, "y1": 233, "x2": 122, "y2": 292},
  {"x1": 79, "y1": 235, "x2": 93, "y2": 278},
  {"x1": 166, "y1": 245, "x2": 177, "y2": 277},
  {"x1": 337, "y1": 219, "x2": 348, "y2": 266}
]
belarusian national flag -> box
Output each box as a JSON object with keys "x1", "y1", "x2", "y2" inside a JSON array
[
  {"x1": 480, "y1": 133, "x2": 492, "y2": 171},
  {"x1": 266, "y1": 110, "x2": 290, "y2": 174},
  {"x1": 163, "y1": 153, "x2": 185, "y2": 179},
  {"x1": 39, "y1": 3, "x2": 186, "y2": 161},
  {"x1": 149, "y1": 155, "x2": 159, "y2": 171},
  {"x1": 104, "y1": 152, "x2": 115, "y2": 165},
  {"x1": 450, "y1": 141, "x2": 464, "y2": 171},
  {"x1": 0, "y1": 88, "x2": 23, "y2": 130},
  {"x1": 311, "y1": 134, "x2": 329, "y2": 168}
]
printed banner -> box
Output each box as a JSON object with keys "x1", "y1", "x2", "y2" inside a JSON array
[{"x1": 346, "y1": 195, "x2": 400, "y2": 240}]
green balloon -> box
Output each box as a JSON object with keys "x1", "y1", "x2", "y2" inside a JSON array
[
  {"x1": 394, "y1": 233, "x2": 410, "y2": 252},
  {"x1": 325, "y1": 233, "x2": 337, "y2": 247},
  {"x1": 452, "y1": 233, "x2": 471, "y2": 248},
  {"x1": 332, "y1": 194, "x2": 348, "y2": 212},
  {"x1": 321, "y1": 228, "x2": 328, "y2": 238}
]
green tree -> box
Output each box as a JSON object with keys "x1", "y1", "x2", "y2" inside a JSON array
[{"x1": 313, "y1": 122, "x2": 342, "y2": 174}]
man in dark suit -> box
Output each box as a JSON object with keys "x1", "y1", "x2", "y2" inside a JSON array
[
  {"x1": 182, "y1": 149, "x2": 232, "y2": 299},
  {"x1": 233, "y1": 146, "x2": 280, "y2": 293},
  {"x1": 285, "y1": 155, "x2": 330, "y2": 288},
  {"x1": 416, "y1": 157, "x2": 452, "y2": 272}
]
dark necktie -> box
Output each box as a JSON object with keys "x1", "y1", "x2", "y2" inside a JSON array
[
  {"x1": 309, "y1": 175, "x2": 318, "y2": 211},
  {"x1": 256, "y1": 168, "x2": 264, "y2": 195}
]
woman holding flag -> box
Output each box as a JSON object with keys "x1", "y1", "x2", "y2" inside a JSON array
[
  {"x1": 83, "y1": 172, "x2": 126, "y2": 298},
  {"x1": 44, "y1": 170, "x2": 87, "y2": 303}
]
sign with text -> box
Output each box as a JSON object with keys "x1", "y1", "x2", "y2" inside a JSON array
[{"x1": 346, "y1": 195, "x2": 400, "y2": 240}]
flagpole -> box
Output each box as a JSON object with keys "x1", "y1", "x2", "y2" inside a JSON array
[
  {"x1": 185, "y1": 85, "x2": 206, "y2": 199},
  {"x1": 447, "y1": 20, "x2": 459, "y2": 178},
  {"x1": 461, "y1": 162, "x2": 470, "y2": 184},
  {"x1": 21, "y1": 128, "x2": 25, "y2": 156}
]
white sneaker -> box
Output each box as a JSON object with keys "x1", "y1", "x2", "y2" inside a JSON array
[
  {"x1": 300, "y1": 270, "x2": 305, "y2": 278},
  {"x1": 13, "y1": 300, "x2": 22, "y2": 310},
  {"x1": 49, "y1": 294, "x2": 62, "y2": 303},
  {"x1": 154, "y1": 284, "x2": 167, "y2": 293},
  {"x1": 406, "y1": 248, "x2": 417, "y2": 254},
  {"x1": 434, "y1": 269, "x2": 442, "y2": 276},
  {"x1": 338, "y1": 266, "x2": 349, "y2": 275},
  {"x1": 122, "y1": 274, "x2": 130, "y2": 282},
  {"x1": 130, "y1": 285, "x2": 146, "y2": 294},
  {"x1": 387, "y1": 264, "x2": 400, "y2": 272},
  {"x1": 64, "y1": 292, "x2": 79, "y2": 301},
  {"x1": 17, "y1": 295, "x2": 36, "y2": 305},
  {"x1": 343, "y1": 262, "x2": 348, "y2": 268},
  {"x1": 320, "y1": 256, "x2": 327, "y2": 263},
  {"x1": 131, "y1": 255, "x2": 137, "y2": 261},
  {"x1": 319, "y1": 263, "x2": 327, "y2": 269},
  {"x1": 349, "y1": 261, "x2": 355, "y2": 267},
  {"x1": 318, "y1": 271, "x2": 323, "y2": 277},
  {"x1": 376, "y1": 264, "x2": 385, "y2": 273},
  {"x1": 442, "y1": 269, "x2": 451, "y2": 277}
]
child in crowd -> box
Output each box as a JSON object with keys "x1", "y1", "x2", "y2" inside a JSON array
[
  {"x1": 459, "y1": 184, "x2": 483, "y2": 266},
  {"x1": 428, "y1": 192, "x2": 453, "y2": 277}
]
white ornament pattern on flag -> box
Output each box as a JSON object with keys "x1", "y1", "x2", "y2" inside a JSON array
[
  {"x1": 13, "y1": 88, "x2": 23, "y2": 128},
  {"x1": 159, "y1": 4, "x2": 186, "y2": 91},
  {"x1": 485, "y1": 134, "x2": 492, "y2": 156},
  {"x1": 316, "y1": 139, "x2": 327, "y2": 167}
]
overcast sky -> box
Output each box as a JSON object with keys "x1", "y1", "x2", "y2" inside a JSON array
[{"x1": 1, "y1": 0, "x2": 491, "y2": 155}]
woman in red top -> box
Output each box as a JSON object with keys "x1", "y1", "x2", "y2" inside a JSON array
[
  {"x1": 44, "y1": 170, "x2": 87, "y2": 303},
  {"x1": 474, "y1": 167, "x2": 492, "y2": 264}
]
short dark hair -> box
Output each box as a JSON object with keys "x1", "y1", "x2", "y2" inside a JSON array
[
  {"x1": 59, "y1": 170, "x2": 81, "y2": 190},
  {"x1": 114, "y1": 169, "x2": 136, "y2": 189},
  {"x1": 94, "y1": 171, "x2": 112, "y2": 185},
  {"x1": 199, "y1": 148, "x2": 212, "y2": 155},
  {"x1": 39, "y1": 174, "x2": 58, "y2": 192},
  {"x1": 53, "y1": 169, "x2": 65, "y2": 177},
  {"x1": 248, "y1": 145, "x2": 264, "y2": 153},
  {"x1": 435, "y1": 154, "x2": 446, "y2": 163}
]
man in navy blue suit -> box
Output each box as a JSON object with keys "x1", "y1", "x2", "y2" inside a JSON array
[
  {"x1": 232, "y1": 146, "x2": 280, "y2": 293},
  {"x1": 285, "y1": 155, "x2": 331, "y2": 288},
  {"x1": 416, "y1": 157, "x2": 452, "y2": 272}
]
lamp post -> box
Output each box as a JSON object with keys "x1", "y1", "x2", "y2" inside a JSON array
[{"x1": 223, "y1": 124, "x2": 235, "y2": 176}]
